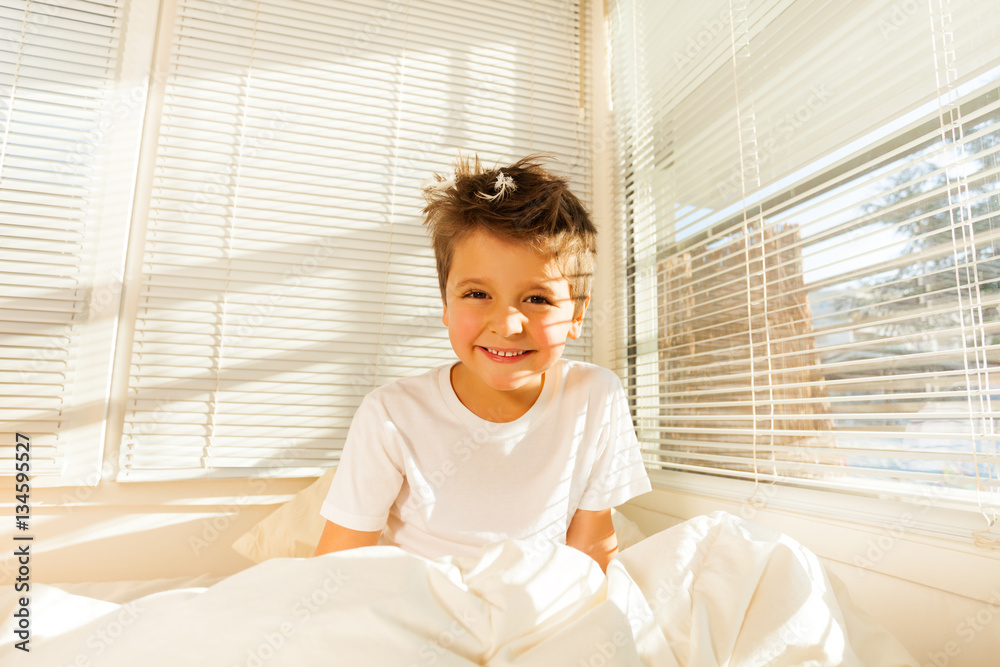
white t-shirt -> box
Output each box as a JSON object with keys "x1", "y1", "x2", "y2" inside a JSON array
[{"x1": 320, "y1": 358, "x2": 651, "y2": 560}]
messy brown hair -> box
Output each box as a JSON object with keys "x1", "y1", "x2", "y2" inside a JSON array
[{"x1": 421, "y1": 154, "x2": 597, "y2": 317}]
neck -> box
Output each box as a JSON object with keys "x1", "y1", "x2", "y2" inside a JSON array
[{"x1": 450, "y1": 365, "x2": 544, "y2": 423}]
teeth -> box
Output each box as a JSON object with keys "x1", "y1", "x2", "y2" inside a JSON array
[{"x1": 487, "y1": 348, "x2": 525, "y2": 357}]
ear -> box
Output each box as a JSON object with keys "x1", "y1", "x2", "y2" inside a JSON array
[
  {"x1": 567, "y1": 296, "x2": 590, "y2": 340},
  {"x1": 441, "y1": 298, "x2": 449, "y2": 327}
]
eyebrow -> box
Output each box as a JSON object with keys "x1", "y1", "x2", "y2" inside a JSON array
[
  {"x1": 453, "y1": 278, "x2": 559, "y2": 294},
  {"x1": 453, "y1": 279, "x2": 484, "y2": 291}
]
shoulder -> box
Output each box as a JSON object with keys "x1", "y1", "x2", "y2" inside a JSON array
[
  {"x1": 360, "y1": 364, "x2": 451, "y2": 411},
  {"x1": 557, "y1": 358, "x2": 623, "y2": 389},
  {"x1": 552, "y1": 359, "x2": 625, "y2": 404}
]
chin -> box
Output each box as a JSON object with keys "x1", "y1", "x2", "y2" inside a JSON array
[
  {"x1": 478, "y1": 367, "x2": 542, "y2": 389},
  {"x1": 485, "y1": 373, "x2": 538, "y2": 391}
]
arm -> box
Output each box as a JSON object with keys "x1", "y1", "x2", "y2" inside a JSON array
[
  {"x1": 565, "y1": 508, "x2": 618, "y2": 573},
  {"x1": 313, "y1": 519, "x2": 382, "y2": 556}
]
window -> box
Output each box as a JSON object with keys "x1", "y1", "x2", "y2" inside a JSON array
[
  {"x1": 2, "y1": 0, "x2": 591, "y2": 484},
  {"x1": 608, "y1": 0, "x2": 999, "y2": 538},
  {"x1": 116, "y1": 0, "x2": 592, "y2": 480},
  {"x1": 1, "y1": 0, "x2": 146, "y2": 485}
]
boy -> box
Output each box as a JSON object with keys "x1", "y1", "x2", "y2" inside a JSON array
[{"x1": 314, "y1": 155, "x2": 650, "y2": 572}]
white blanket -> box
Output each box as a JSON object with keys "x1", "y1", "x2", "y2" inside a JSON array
[{"x1": 1, "y1": 512, "x2": 917, "y2": 666}]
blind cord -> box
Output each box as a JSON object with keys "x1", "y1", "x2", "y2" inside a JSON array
[
  {"x1": 206, "y1": 0, "x2": 262, "y2": 471},
  {"x1": 929, "y1": 0, "x2": 999, "y2": 545},
  {"x1": 375, "y1": 1, "x2": 411, "y2": 393},
  {"x1": 728, "y1": 0, "x2": 777, "y2": 503}
]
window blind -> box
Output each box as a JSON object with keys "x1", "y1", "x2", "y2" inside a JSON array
[
  {"x1": 1, "y1": 0, "x2": 127, "y2": 484},
  {"x1": 119, "y1": 0, "x2": 591, "y2": 480},
  {"x1": 608, "y1": 0, "x2": 999, "y2": 524}
]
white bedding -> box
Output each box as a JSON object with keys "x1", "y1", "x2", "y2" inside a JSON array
[
  {"x1": 47, "y1": 574, "x2": 227, "y2": 605},
  {"x1": 1, "y1": 512, "x2": 917, "y2": 666}
]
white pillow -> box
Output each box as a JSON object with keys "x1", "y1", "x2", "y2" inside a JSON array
[
  {"x1": 231, "y1": 466, "x2": 647, "y2": 562},
  {"x1": 611, "y1": 509, "x2": 647, "y2": 551},
  {"x1": 231, "y1": 467, "x2": 337, "y2": 562}
]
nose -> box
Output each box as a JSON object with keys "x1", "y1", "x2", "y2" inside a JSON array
[{"x1": 490, "y1": 304, "x2": 526, "y2": 337}]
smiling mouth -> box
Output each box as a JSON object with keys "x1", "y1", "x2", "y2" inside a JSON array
[{"x1": 481, "y1": 347, "x2": 531, "y2": 358}]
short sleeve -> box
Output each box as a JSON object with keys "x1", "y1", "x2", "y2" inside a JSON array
[
  {"x1": 578, "y1": 376, "x2": 652, "y2": 511},
  {"x1": 320, "y1": 393, "x2": 405, "y2": 531}
]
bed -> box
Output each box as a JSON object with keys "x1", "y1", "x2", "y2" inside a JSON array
[{"x1": 1, "y1": 472, "x2": 918, "y2": 666}]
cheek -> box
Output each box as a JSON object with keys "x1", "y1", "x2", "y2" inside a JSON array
[
  {"x1": 447, "y1": 309, "x2": 481, "y2": 342},
  {"x1": 534, "y1": 315, "x2": 573, "y2": 345}
]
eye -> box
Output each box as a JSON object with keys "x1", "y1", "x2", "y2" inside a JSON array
[
  {"x1": 525, "y1": 295, "x2": 552, "y2": 305},
  {"x1": 463, "y1": 290, "x2": 488, "y2": 299}
]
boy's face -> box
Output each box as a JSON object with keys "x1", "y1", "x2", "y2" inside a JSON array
[{"x1": 442, "y1": 229, "x2": 588, "y2": 408}]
